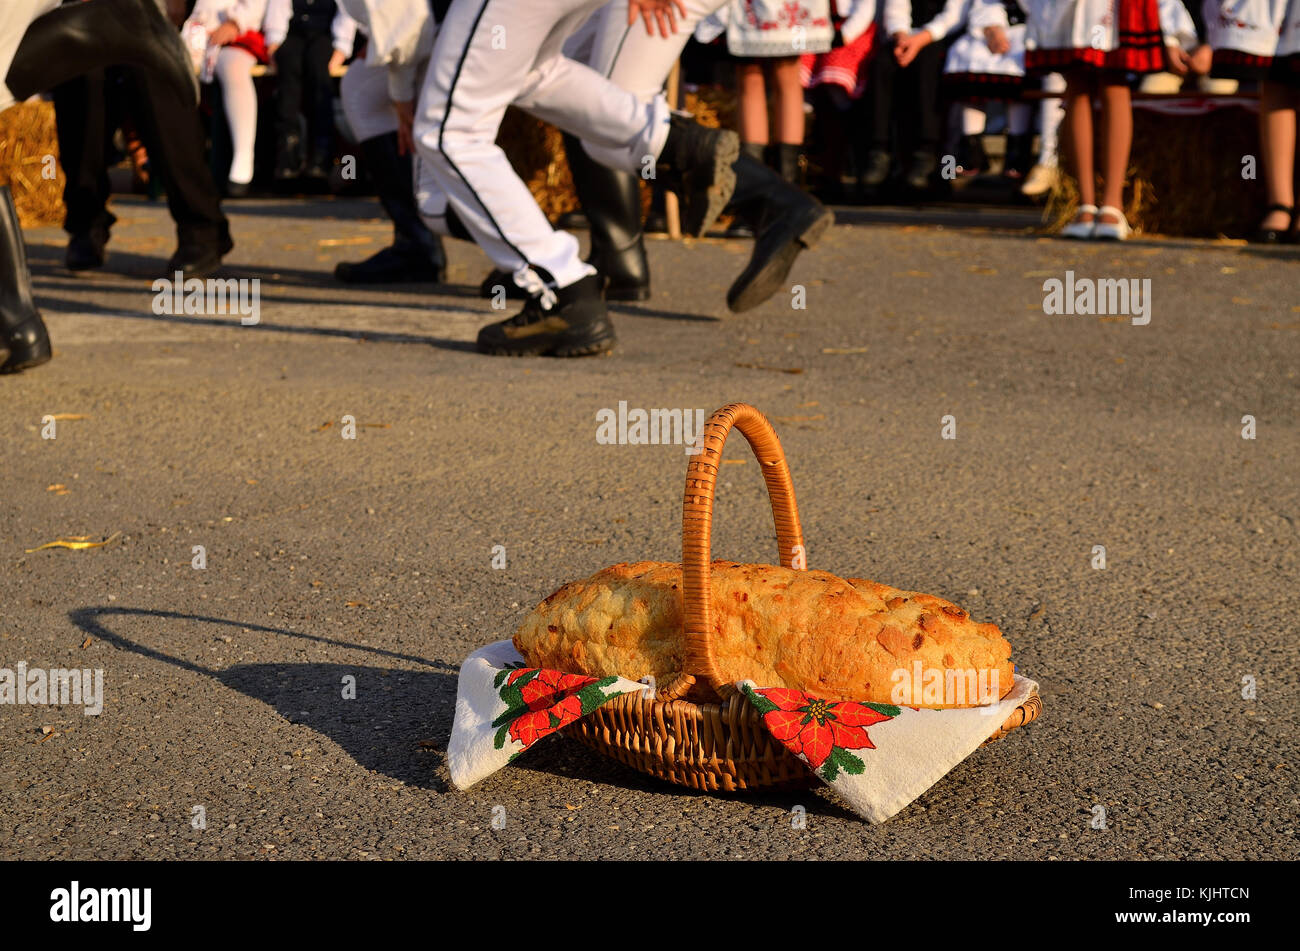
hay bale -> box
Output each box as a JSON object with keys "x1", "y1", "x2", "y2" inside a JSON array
[
  {"x1": 0, "y1": 101, "x2": 65, "y2": 227},
  {"x1": 1044, "y1": 101, "x2": 1264, "y2": 238}
]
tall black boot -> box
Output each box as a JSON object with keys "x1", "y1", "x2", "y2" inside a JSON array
[
  {"x1": 725, "y1": 143, "x2": 767, "y2": 238},
  {"x1": 725, "y1": 154, "x2": 834, "y2": 313},
  {"x1": 5, "y1": 0, "x2": 197, "y2": 108},
  {"x1": 0, "y1": 187, "x2": 53, "y2": 374},
  {"x1": 561, "y1": 133, "x2": 649, "y2": 302},
  {"x1": 336, "y1": 132, "x2": 446, "y2": 284},
  {"x1": 773, "y1": 143, "x2": 802, "y2": 185}
]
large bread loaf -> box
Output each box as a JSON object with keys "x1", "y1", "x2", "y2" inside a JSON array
[{"x1": 513, "y1": 561, "x2": 1014, "y2": 708}]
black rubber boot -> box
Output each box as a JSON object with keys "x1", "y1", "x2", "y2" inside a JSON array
[
  {"x1": 0, "y1": 187, "x2": 53, "y2": 374},
  {"x1": 561, "y1": 133, "x2": 649, "y2": 302},
  {"x1": 5, "y1": 0, "x2": 198, "y2": 108},
  {"x1": 1003, "y1": 133, "x2": 1033, "y2": 179},
  {"x1": 725, "y1": 143, "x2": 766, "y2": 238},
  {"x1": 476, "y1": 272, "x2": 615, "y2": 357},
  {"x1": 725, "y1": 154, "x2": 835, "y2": 313},
  {"x1": 655, "y1": 114, "x2": 739, "y2": 237},
  {"x1": 336, "y1": 132, "x2": 446, "y2": 284},
  {"x1": 773, "y1": 143, "x2": 802, "y2": 185}
]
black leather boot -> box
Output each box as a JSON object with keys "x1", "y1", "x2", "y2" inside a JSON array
[
  {"x1": 725, "y1": 143, "x2": 766, "y2": 238},
  {"x1": 725, "y1": 154, "x2": 834, "y2": 313},
  {"x1": 772, "y1": 143, "x2": 802, "y2": 185},
  {"x1": 561, "y1": 133, "x2": 649, "y2": 302},
  {"x1": 0, "y1": 187, "x2": 53, "y2": 374},
  {"x1": 336, "y1": 132, "x2": 446, "y2": 284},
  {"x1": 5, "y1": 0, "x2": 197, "y2": 108},
  {"x1": 655, "y1": 114, "x2": 739, "y2": 237}
]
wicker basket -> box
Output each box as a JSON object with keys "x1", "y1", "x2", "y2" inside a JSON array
[{"x1": 568, "y1": 402, "x2": 1041, "y2": 792}]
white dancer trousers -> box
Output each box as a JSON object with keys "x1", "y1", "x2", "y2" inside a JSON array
[
  {"x1": 0, "y1": 0, "x2": 60, "y2": 112},
  {"x1": 414, "y1": 0, "x2": 671, "y2": 291}
]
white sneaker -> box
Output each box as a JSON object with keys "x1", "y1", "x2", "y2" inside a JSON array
[
  {"x1": 1093, "y1": 205, "x2": 1131, "y2": 241},
  {"x1": 1060, "y1": 204, "x2": 1097, "y2": 240},
  {"x1": 1021, "y1": 163, "x2": 1059, "y2": 197}
]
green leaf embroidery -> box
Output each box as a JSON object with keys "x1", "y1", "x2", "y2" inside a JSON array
[
  {"x1": 742, "y1": 684, "x2": 780, "y2": 715},
  {"x1": 864, "y1": 702, "x2": 900, "y2": 718},
  {"x1": 493, "y1": 724, "x2": 508, "y2": 750}
]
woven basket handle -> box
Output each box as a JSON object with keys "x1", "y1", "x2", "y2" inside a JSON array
[{"x1": 676, "y1": 403, "x2": 804, "y2": 698}]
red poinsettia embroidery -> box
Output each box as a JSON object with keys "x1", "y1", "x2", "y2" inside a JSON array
[
  {"x1": 492, "y1": 666, "x2": 618, "y2": 752},
  {"x1": 743, "y1": 685, "x2": 899, "y2": 781}
]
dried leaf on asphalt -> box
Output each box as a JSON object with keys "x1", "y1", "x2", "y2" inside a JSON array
[
  {"x1": 26, "y1": 531, "x2": 121, "y2": 553},
  {"x1": 80, "y1": 637, "x2": 93, "y2": 649},
  {"x1": 734, "y1": 362, "x2": 803, "y2": 374},
  {"x1": 821, "y1": 346, "x2": 868, "y2": 354},
  {"x1": 47, "y1": 413, "x2": 89, "y2": 421}
]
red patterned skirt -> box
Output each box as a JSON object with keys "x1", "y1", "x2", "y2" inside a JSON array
[
  {"x1": 800, "y1": 23, "x2": 877, "y2": 100},
  {"x1": 1025, "y1": 0, "x2": 1166, "y2": 76},
  {"x1": 229, "y1": 30, "x2": 269, "y2": 66}
]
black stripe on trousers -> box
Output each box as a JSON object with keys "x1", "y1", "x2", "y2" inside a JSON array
[{"x1": 437, "y1": 0, "x2": 534, "y2": 271}]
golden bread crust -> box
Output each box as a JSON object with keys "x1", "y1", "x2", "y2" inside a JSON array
[{"x1": 512, "y1": 561, "x2": 1013, "y2": 707}]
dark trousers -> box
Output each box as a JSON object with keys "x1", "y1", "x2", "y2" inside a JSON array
[
  {"x1": 274, "y1": 29, "x2": 335, "y2": 156},
  {"x1": 52, "y1": 66, "x2": 229, "y2": 248},
  {"x1": 869, "y1": 39, "x2": 948, "y2": 156}
]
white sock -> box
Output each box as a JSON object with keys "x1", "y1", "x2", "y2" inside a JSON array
[
  {"x1": 961, "y1": 105, "x2": 986, "y2": 136},
  {"x1": 217, "y1": 46, "x2": 258, "y2": 185}
]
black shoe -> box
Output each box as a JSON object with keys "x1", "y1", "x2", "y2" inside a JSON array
[
  {"x1": 476, "y1": 272, "x2": 615, "y2": 357},
  {"x1": 65, "y1": 223, "x2": 110, "y2": 271},
  {"x1": 166, "y1": 229, "x2": 234, "y2": 280},
  {"x1": 335, "y1": 242, "x2": 444, "y2": 284},
  {"x1": 656, "y1": 114, "x2": 739, "y2": 237},
  {"x1": 562, "y1": 133, "x2": 650, "y2": 302},
  {"x1": 955, "y1": 134, "x2": 986, "y2": 178},
  {"x1": 5, "y1": 0, "x2": 198, "y2": 108},
  {"x1": 905, "y1": 150, "x2": 938, "y2": 191},
  {"x1": 1003, "y1": 133, "x2": 1033, "y2": 180},
  {"x1": 1249, "y1": 204, "x2": 1296, "y2": 244},
  {"x1": 303, "y1": 152, "x2": 332, "y2": 181},
  {"x1": 0, "y1": 185, "x2": 53, "y2": 374},
  {"x1": 861, "y1": 149, "x2": 891, "y2": 188},
  {"x1": 275, "y1": 133, "x2": 304, "y2": 181},
  {"x1": 725, "y1": 154, "x2": 834, "y2": 313},
  {"x1": 226, "y1": 179, "x2": 251, "y2": 198},
  {"x1": 345, "y1": 131, "x2": 447, "y2": 283}
]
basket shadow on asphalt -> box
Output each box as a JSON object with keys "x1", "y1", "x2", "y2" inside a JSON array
[
  {"x1": 68, "y1": 606, "x2": 460, "y2": 790},
  {"x1": 65, "y1": 606, "x2": 861, "y2": 818}
]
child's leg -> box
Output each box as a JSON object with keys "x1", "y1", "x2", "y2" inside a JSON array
[
  {"x1": 736, "y1": 59, "x2": 769, "y2": 146},
  {"x1": 1062, "y1": 71, "x2": 1095, "y2": 213},
  {"x1": 1037, "y1": 73, "x2": 1066, "y2": 167},
  {"x1": 304, "y1": 30, "x2": 336, "y2": 166},
  {"x1": 216, "y1": 45, "x2": 258, "y2": 185},
  {"x1": 1258, "y1": 80, "x2": 1298, "y2": 230},
  {"x1": 771, "y1": 56, "x2": 804, "y2": 145},
  {"x1": 1006, "y1": 101, "x2": 1032, "y2": 135},
  {"x1": 962, "y1": 104, "x2": 987, "y2": 135},
  {"x1": 1097, "y1": 78, "x2": 1132, "y2": 215}
]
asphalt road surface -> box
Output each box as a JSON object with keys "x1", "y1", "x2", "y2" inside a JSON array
[{"x1": 2, "y1": 196, "x2": 1297, "y2": 860}]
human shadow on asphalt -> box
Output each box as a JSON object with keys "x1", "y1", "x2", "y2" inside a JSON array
[
  {"x1": 27, "y1": 243, "x2": 489, "y2": 301},
  {"x1": 31, "y1": 291, "x2": 482, "y2": 353},
  {"x1": 68, "y1": 606, "x2": 459, "y2": 790}
]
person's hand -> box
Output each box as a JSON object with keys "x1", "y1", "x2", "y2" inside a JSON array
[
  {"x1": 209, "y1": 20, "x2": 240, "y2": 46},
  {"x1": 328, "y1": 49, "x2": 348, "y2": 75},
  {"x1": 983, "y1": 25, "x2": 1009, "y2": 55},
  {"x1": 628, "y1": 0, "x2": 688, "y2": 38},
  {"x1": 1189, "y1": 43, "x2": 1213, "y2": 75},
  {"x1": 393, "y1": 99, "x2": 415, "y2": 155},
  {"x1": 1165, "y1": 44, "x2": 1190, "y2": 75},
  {"x1": 894, "y1": 29, "x2": 932, "y2": 67}
]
